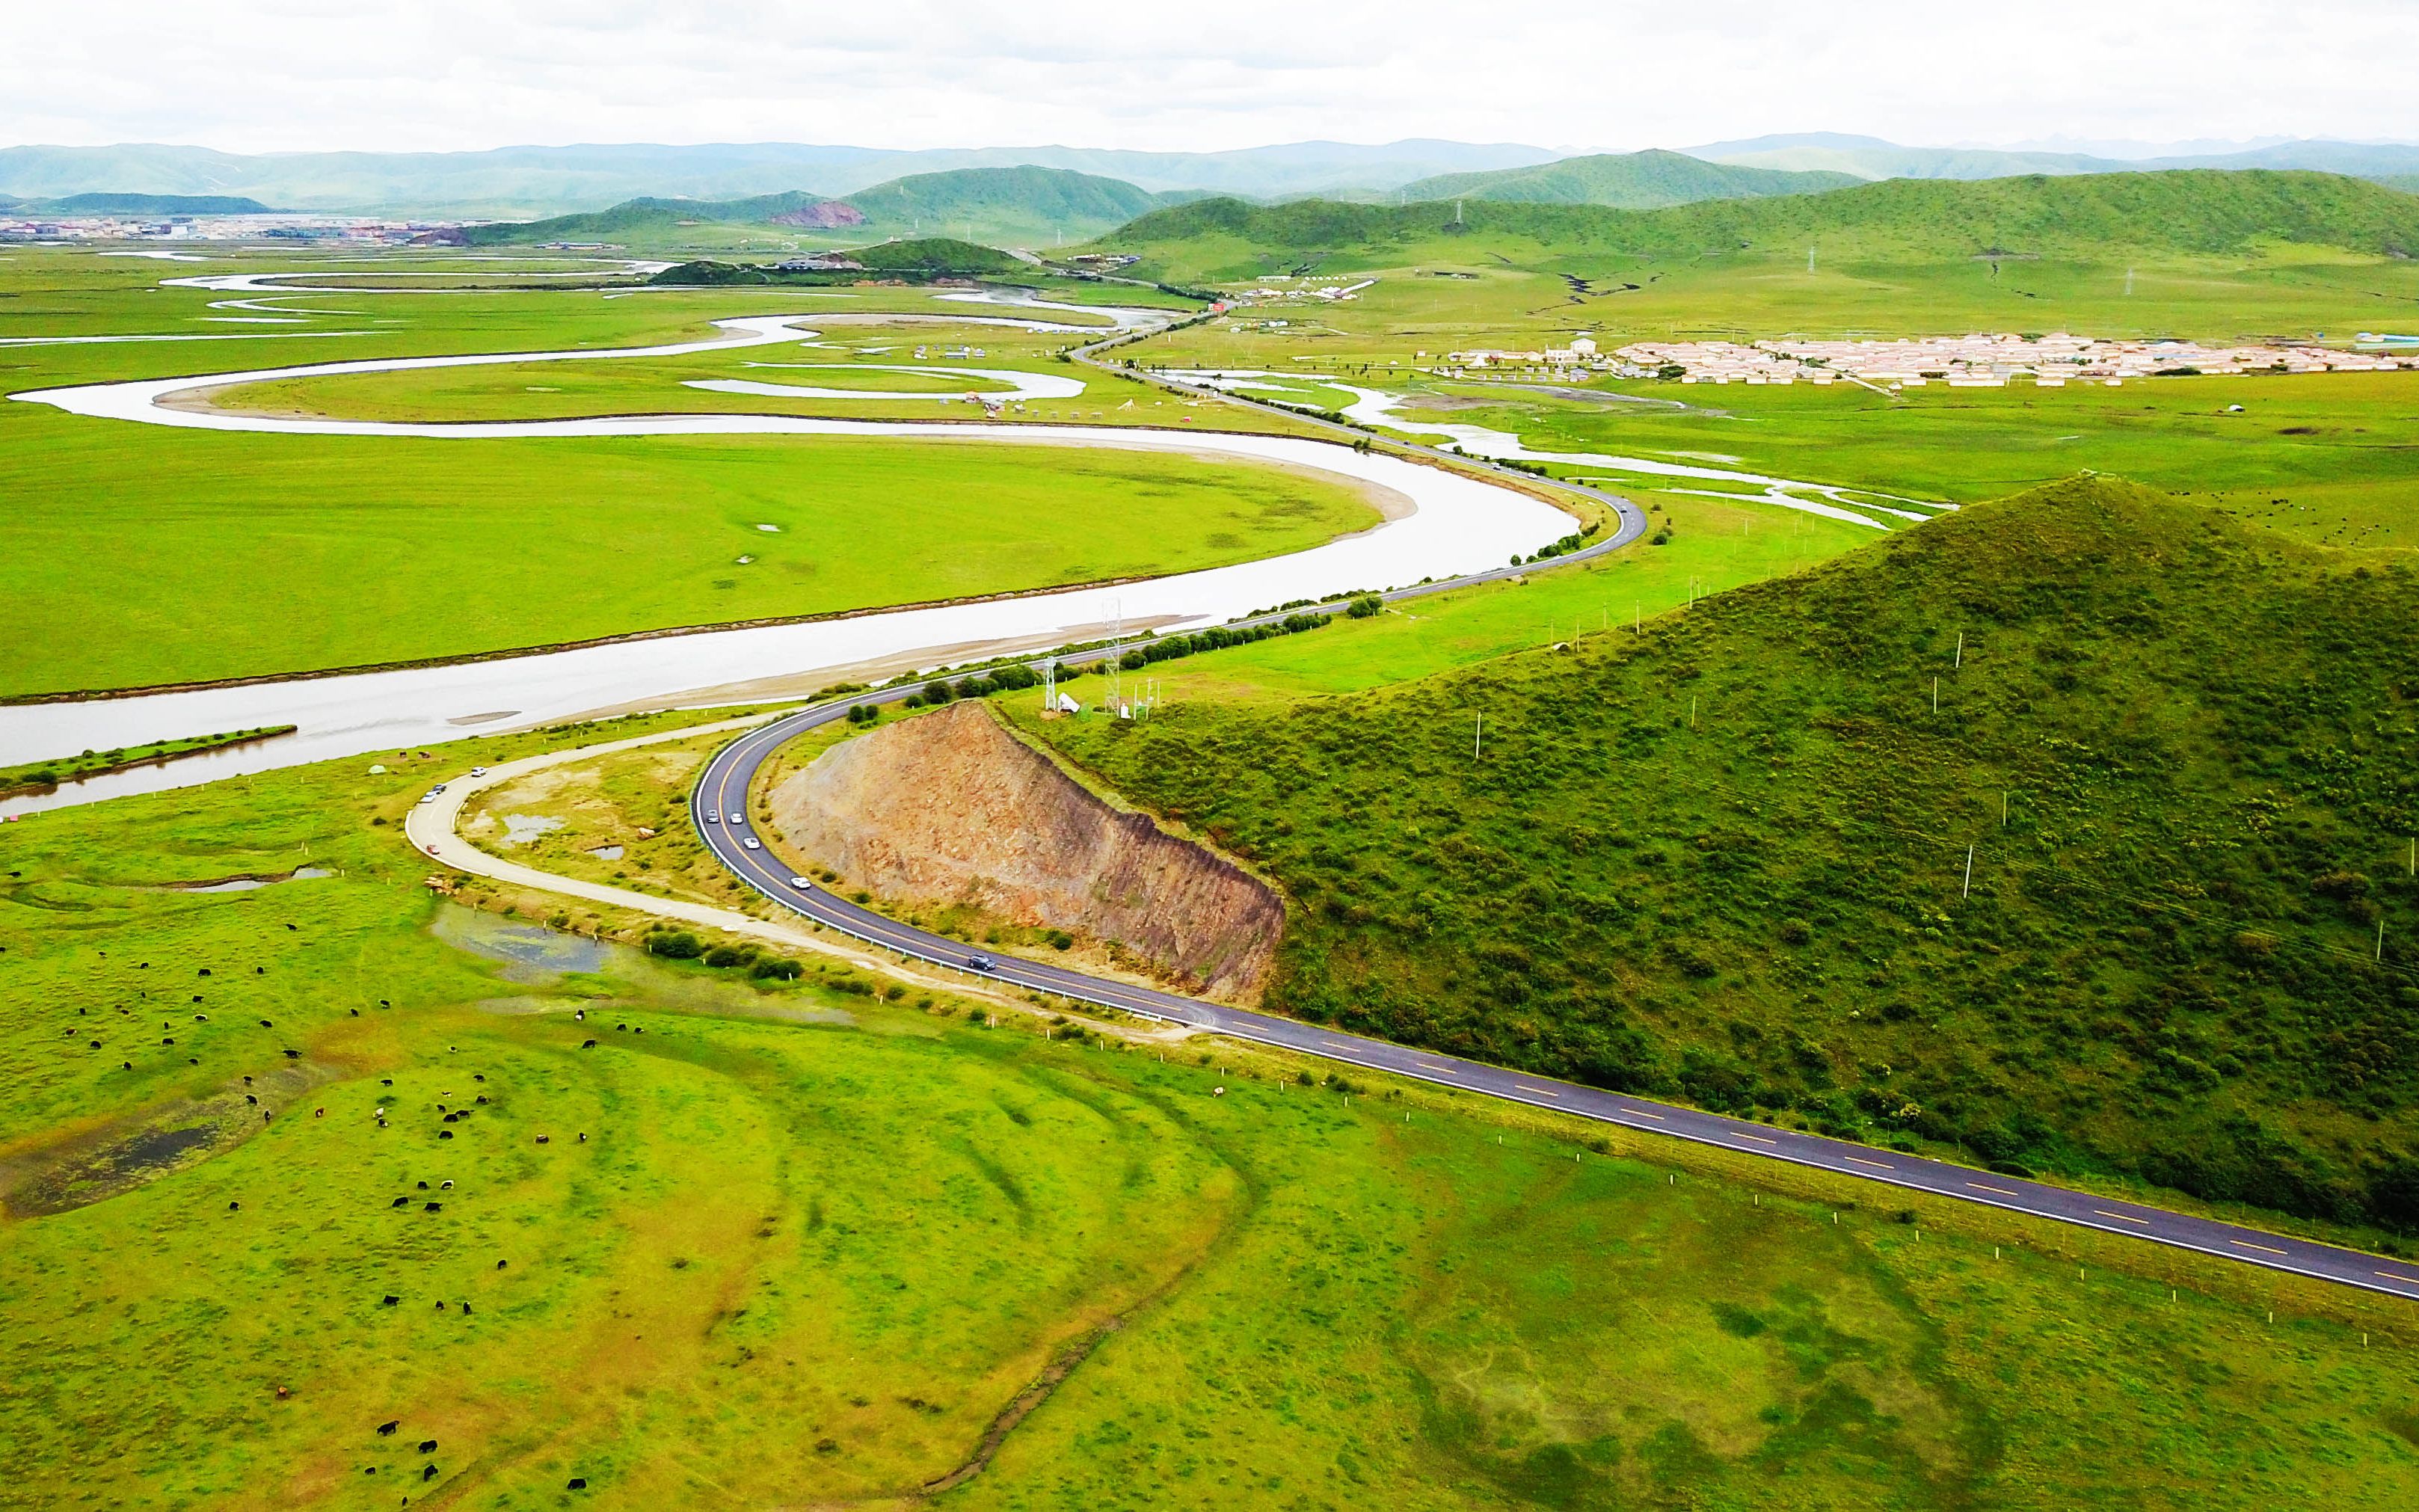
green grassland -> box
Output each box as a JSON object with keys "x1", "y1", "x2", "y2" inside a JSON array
[
  {"x1": 1024, "y1": 477, "x2": 2419, "y2": 1240},
  {"x1": 209, "y1": 321, "x2": 1307, "y2": 434},
  {"x1": 7, "y1": 717, "x2": 2419, "y2": 1506},
  {"x1": 0, "y1": 251, "x2": 1386, "y2": 696},
  {"x1": 1322, "y1": 370, "x2": 2419, "y2": 552},
  {"x1": 1039, "y1": 487, "x2": 1879, "y2": 707}
]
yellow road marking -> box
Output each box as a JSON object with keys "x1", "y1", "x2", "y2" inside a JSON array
[
  {"x1": 1967, "y1": 1181, "x2": 2020, "y2": 1197},
  {"x1": 1844, "y1": 1156, "x2": 1895, "y2": 1171},
  {"x1": 2093, "y1": 1210, "x2": 2150, "y2": 1226},
  {"x1": 1517, "y1": 1086, "x2": 1563, "y2": 1099},
  {"x1": 2377, "y1": 1271, "x2": 2419, "y2": 1286},
  {"x1": 1623, "y1": 1108, "x2": 1665, "y2": 1120},
  {"x1": 2231, "y1": 1239, "x2": 2288, "y2": 1257},
  {"x1": 1413, "y1": 1061, "x2": 1456, "y2": 1075},
  {"x1": 1730, "y1": 1131, "x2": 1778, "y2": 1146}
]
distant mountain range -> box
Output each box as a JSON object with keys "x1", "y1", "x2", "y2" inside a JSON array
[
  {"x1": 6, "y1": 136, "x2": 2414, "y2": 243},
  {"x1": 0, "y1": 140, "x2": 1561, "y2": 217},
  {"x1": 1683, "y1": 132, "x2": 2419, "y2": 182},
  {"x1": 1392, "y1": 150, "x2": 1859, "y2": 209}
]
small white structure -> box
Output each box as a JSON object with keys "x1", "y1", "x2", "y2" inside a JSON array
[{"x1": 1056, "y1": 692, "x2": 1081, "y2": 715}]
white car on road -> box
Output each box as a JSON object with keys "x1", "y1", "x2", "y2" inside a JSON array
[
  {"x1": 743, "y1": 838, "x2": 761, "y2": 850},
  {"x1": 788, "y1": 876, "x2": 814, "y2": 891}
]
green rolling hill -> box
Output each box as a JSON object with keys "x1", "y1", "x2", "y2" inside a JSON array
[
  {"x1": 1093, "y1": 169, "x2": 2419, "y2": 282},
  {"x1": 1, "y1": 192, "x2": 277, "y2": 215},
  {"x1": 462, "y1": 165, "x2": 1187, "y2": 250},
  {"x1": 1396, "y1": 148, "x2": 1858, "y2": 208},
  {"x1": 1034, "y1": 476, "x2": 2419, "y2": 1235}
]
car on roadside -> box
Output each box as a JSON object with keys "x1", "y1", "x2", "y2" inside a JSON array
[{"x1": 469, "y1": 766, "x2": 486, "y2": 777}]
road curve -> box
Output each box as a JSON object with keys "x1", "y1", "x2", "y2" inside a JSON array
[{"x1": 689, "y1": 695, "x2": 2419, "y2": 1304}]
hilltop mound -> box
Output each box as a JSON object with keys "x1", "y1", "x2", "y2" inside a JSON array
[
  {"x1": 1398, "y1": 149, "x2": 1858, "y2": 209},
  {"x1": 1036, "y1": 477, "x2": 2419, "y2": 1231},
  {"x1": 1099, "y1": 169, "x2": 2419, "y2": 279}
]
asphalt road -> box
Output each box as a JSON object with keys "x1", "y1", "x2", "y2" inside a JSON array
[{"x1": 695, "y1": 693, "x2": 2419, "y2": 1303}]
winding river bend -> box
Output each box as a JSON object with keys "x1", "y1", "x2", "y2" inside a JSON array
[{"x1": 2, "y1": 311, "x2": 1575, "y2": 814}]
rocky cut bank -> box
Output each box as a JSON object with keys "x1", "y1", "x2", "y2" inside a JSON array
[{"x1": 768, "y1": 700, "x2": 1284, "y2": 998}]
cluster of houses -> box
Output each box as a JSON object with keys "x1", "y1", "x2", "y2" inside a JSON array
[
  {"x1": 1433, "y1": 337, "x2": 1627, "y2": 378},
  {"x1": 1231, "y1": 275, "x2": 1377, "y2": 304},
  {"x1": 0, "y1": 211, "x2": 448, "y2": 245},
  {"x1": 1608, "y1": 333, "x2": 2419, "y2": 387}
]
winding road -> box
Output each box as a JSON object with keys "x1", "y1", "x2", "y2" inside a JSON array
[{"x1": 676, "y1": 695, "x2": 2419, "y2": 1305}]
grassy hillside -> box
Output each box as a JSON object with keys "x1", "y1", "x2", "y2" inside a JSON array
[
  {"x1": 842, "y1": 164, "x2": 1168, "y2": 236},
  {"x1": 1398, "y1": 148, "x2": 1859, "y2": 208},
  {"x1": 1030, "y1": 477, "x2": 2419, "y2": 1233},
  {"x1": 14, "y1": 192, "x2": 277, "y2": 215},
  {"x1": 464, "y1": 167, "x2": 1179, "y2": 250},
  {"x1": 1098, "y1": 170, "x2": 2419, "y2": 281},
  {"x1": 8, "y1": 714, "x2": 2419, "y2": 1505}
]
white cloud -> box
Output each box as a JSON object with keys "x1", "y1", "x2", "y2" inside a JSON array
[{"x1": 3, "y1": 0, "x2": 2415, "y2": 153}]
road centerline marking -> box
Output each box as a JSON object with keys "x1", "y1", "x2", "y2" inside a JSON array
[
  {"x1": 1843, "y1": 1155, "x2": 1895, "y2": 1171},
  {"x1": 2231, "y1": 1239, "x2": 2289, "y2": 1256},
  {"x1": 1967, "y1": 1181, "x2": 2020, "y2": 1197},
  {"x1": 2092, "y1": 1209, "x2": 2151, "y2": 1226},
  {"x1": 1730, "y1": 1131, "x2": 1778, "y2": 1146}
]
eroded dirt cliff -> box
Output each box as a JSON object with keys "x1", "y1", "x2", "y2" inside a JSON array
[{"x1": 769, "y1": 701, "x2": 1283, "y2": 998}]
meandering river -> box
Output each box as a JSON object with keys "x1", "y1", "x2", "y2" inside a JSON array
[{"x1": 2, "y1": 311, "x2": 1573, "y2": 814}]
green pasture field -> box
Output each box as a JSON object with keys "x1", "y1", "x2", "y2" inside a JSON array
[
  {"x1": 0, "y1": 251, "x2": 1368, "y2": 697},
  {"x1": 1040, "y1": 486, "x2": 1881, "y2": 708},
  {"x1": 209, "y1": 324, "x2": 1309, "y2": 434},
  {"x1": 0, "y1": 426, "x2": 1380, "y2": 698},
  {"x1": 5, "y1": 721, "x2": 2419, "y2": 1507},
  {"x1": 1368, "y1": 369, "x2": 2419, "y2": 550},
  {"x1": 1153, "y1": 244, "x2": 2419, "y2": 355}
]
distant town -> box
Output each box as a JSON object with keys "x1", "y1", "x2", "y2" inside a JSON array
[{"x1": 1440, "y1": 331, "x2": 2418, "y2": 385}]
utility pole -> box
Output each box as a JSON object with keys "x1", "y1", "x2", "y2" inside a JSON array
[
  {"x1": 1955, "y1": 630, "x2": 1964, "y2": 669},
  {"x1": 1962, "y1": 845, "x2": 1975, "y2": 900},
  {"x1": 1473, "y1": 713, "x2": 1483, "y2": 760}
]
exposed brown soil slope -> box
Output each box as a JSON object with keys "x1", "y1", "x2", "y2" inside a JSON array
[{"x1": 769, "y1": 701, "x2": 1283, "y2": 998}]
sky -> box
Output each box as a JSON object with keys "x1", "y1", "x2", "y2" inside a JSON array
[{"x1": 6, "y1": 1, "x2": 2416, "y2": 155}]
